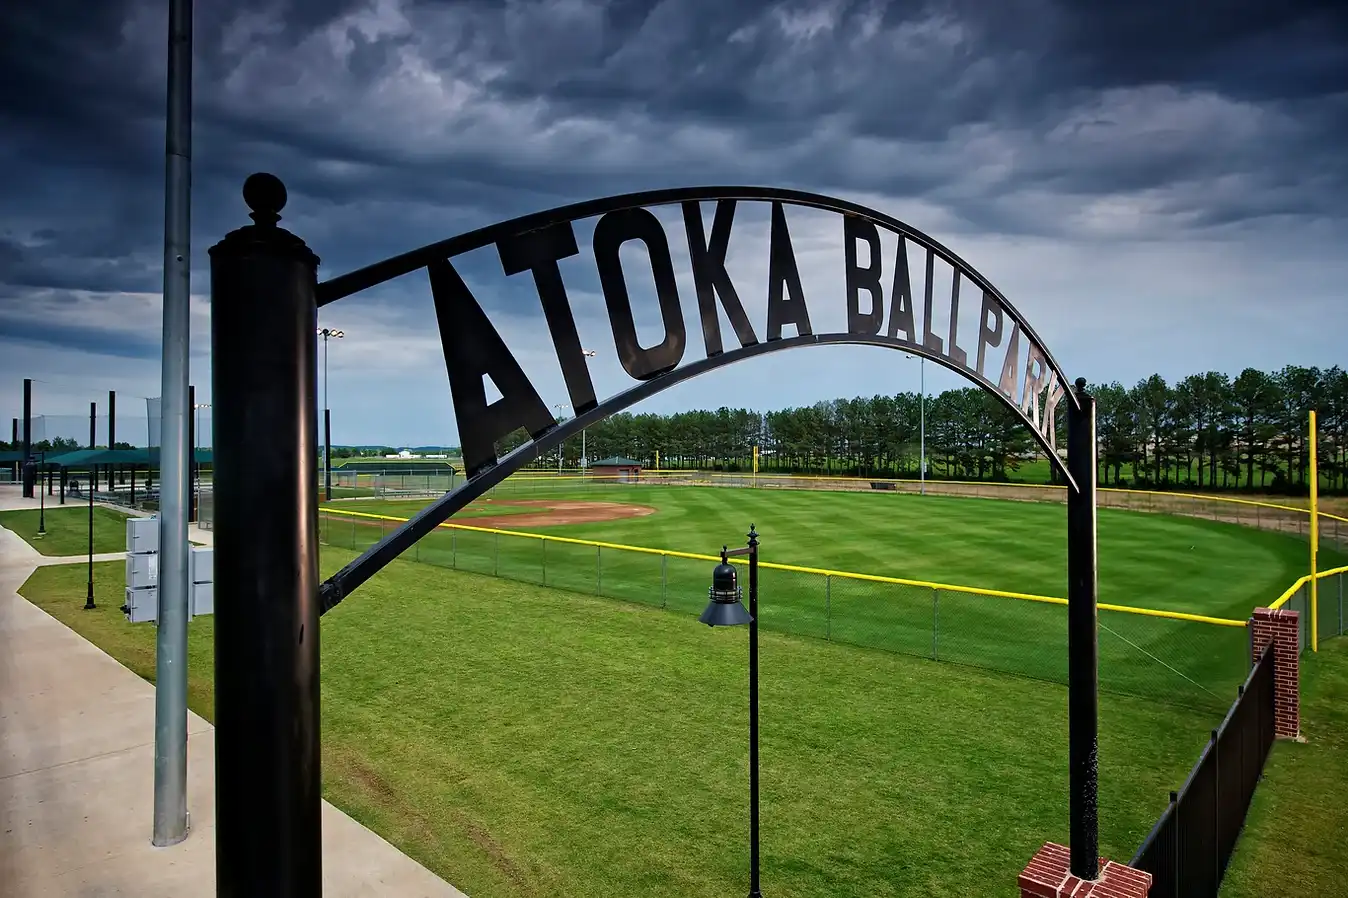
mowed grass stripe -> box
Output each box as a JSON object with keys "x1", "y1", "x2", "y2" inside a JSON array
[
  {"x1": 324, "y1": 484, "x2": 1329, "y2": 708},
  {"x1": 22, "y1": 554, "x2": 1213, "y2": 898},
  {"x1": 321, "y1": 507, "x2": 1253, "y2": 710}
]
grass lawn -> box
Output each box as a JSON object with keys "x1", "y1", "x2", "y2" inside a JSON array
[
  {"x1": 0, "y1": 505, "x2": 133, "y2": 556},
  {"x1": 1220, "y1": 637, "x2": 1348, "y2": 896},
  {"x1": 22, "y1": 552, "x2": 1213, "y2": 898},
  {"x1": 323, "y1": 487, "x2": 1341, "y2": 711}
]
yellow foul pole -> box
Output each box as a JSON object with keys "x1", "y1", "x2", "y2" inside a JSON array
[
  {"x1": 753, "y1": 444, "x2": 759, "y2": 487},
  {"x1": 1310, "y1": 410, "x2": 1319, "y2": 652}
]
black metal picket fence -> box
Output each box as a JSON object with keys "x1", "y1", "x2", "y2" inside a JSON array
[{"x1": 1130, "y1": 644, "x2": 1276, "y2": 898}]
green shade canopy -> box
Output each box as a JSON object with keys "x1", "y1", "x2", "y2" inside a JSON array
[{"x1": 44, "y1": 447, "x2": 213, "y2": 469}]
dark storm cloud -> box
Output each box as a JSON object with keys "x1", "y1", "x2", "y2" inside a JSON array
[
  {"x1": 0, "y1": 313, "x2": 160, "y2": 360},
  {"x1": 1, "y1": 0, "x2": 1346, "y2": 401}
]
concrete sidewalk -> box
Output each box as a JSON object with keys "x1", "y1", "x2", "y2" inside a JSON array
[{"x1": 0, "y1": 487, "x2": 467, "y2": 896}]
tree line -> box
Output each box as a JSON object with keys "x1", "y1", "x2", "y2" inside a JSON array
[{"x1": 498, "y1": 364, "x2": 1346, "y2": 495}]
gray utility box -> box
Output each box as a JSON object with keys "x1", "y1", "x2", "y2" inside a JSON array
[
  {"x1": 126, "y1": 552, "x2": 158, "y2": 590},
  {"x1": 125, "y1": 516, "x2": 159, "y2": 623},
  {"x1": 124, "y1": 585, "x2": 158, "y2": 624},
  {"x1": 126, "y1": 516, "x2": 159, "y2": 554},
  {"x1": 123, "y1": 516, "x2": 215, "y2": 622},
  {"x1": 190, "y1": 546, "x2": 214, "y2": 616}
]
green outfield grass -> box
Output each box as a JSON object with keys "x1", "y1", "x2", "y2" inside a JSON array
[
  {"x1": 0, "y1": 505, "x2": 133, "y2": 556},
  {"x1": 21, "y1": 553, "x2": 1215, "y2": 898},
  {"x1": 320, "y1": 485, "x2": 1342, "y2": 712}
]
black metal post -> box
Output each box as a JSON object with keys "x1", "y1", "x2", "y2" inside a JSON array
[
  {"x1": 747, "y1": 524, "x2": 761, "y2": 898},
  {"x1": 210, "y1": 173, "x2": 322, "y2": 898},
  {"x1": 22, "y1": 378, "x2": 32, "y2": 497},
  {"x1": 109, "y1": 390, "x2": 116, "y2": 449},
  {"x1": 37, "y1": 451, "x2": 46, "y2": 535},
  {"x1": 1066, "y1": 378, "x2": 1099, "y2": 880},
  {"x1": 9, "y1": 418, "x2": 16, "y2": 484},
  {"x1": 85, "y1": 402, "x2": 96, "y2": 611},
  {"x1": 60, "y1": 467, "x2": 66, "y2": 505}
]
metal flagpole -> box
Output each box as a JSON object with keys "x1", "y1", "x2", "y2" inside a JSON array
[{"x1": 152, "y1": 0, "x2": 192, "y2": 848}]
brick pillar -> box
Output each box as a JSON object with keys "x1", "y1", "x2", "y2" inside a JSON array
[
  {"x1": 1020, "y1": 843, "x2": 1152, "y2": 897},
  {"x1": 1249, "y1": 607, "x2": 1300, "y2": 739}
]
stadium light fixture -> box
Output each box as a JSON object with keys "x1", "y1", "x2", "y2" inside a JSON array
[
  {"x1": 316, "y1": 328, "x2": 345, "y2": 500},
  {"x1": 699, "y1": 526, "x2": 763, "y2": 898}
]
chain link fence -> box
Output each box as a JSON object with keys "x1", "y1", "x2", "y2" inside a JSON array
[
  {"x1": 1277, "y1": 569, "x2": 1347, "y2": 653},
  {"x1": 318, "y1": 510, "x2": 1249, "y2": 713}
]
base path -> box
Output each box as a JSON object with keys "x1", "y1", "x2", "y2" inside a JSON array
[
  {"x1": 0, "y1": 487, "x2": 468, "y2": 897},
  {"x1": 470, "y1": 499, "x2": 656, "y2": 529}
]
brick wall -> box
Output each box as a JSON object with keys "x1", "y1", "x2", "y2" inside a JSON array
[
  {"x1": 1249, "y1": 607, "x2": 1300, "y2": 739},
  {"x1": 1019, "y1": 843, "x2": 1152, "y2": 897}
]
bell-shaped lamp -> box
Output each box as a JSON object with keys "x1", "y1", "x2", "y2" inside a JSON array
[{"x1": 700, "y1": 553, "x2": 752, "y2": 627}]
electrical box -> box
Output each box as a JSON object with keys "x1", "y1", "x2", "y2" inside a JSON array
[
  {"x1": 124, "y1": 516, "x2": 215, "y2": 622},
  {"x1": 126, "y1": 516, "x2": 158, "y2": 554},
  {"x1": 190, "y1": 546, "x2": 213, "y2": 584},
  {"x1": 123, "y1": 586, "x2": 158, "y2": 624},
  {"x1": 126, "y1": 552, "x2": 158, "y2": 590},
  {"x1": 191, "y1": 581, "x2": 214, "y2": 616}
]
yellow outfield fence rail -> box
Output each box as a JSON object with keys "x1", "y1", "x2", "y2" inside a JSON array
[
  {"x1": 317, "y1": 506, "x2": 1257, "y2": 714},
  {"x1": 1267, "y1": 564, "x2": 1348, "y2": 654}
]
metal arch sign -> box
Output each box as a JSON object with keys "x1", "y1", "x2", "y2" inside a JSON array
[
  {"x1": 315, "y1": 186, "x2": 1080, "y2": 610},
  {"x1": 208, "y1": 174, "x2": 1105, "y2": 895},
  {"x1": 319, "y1": 187, "x2": 1076, "y2": 481}
]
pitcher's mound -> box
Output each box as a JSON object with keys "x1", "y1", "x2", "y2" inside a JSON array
[{"x1": 473, "y1": 500, "x2": 656, "y2": 528}]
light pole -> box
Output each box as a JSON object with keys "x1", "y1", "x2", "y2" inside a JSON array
[
  {"x1": 193, "y1": 401, "x2": 210, "y2": 520},
  {"x1": 553, "y1": 403, "x2": 570, "y2": 473},
  {"x1": 579, "y1": 349, "x2": 596, "y2": 476},
  {"x1": 317, "y1": 327, "x2": 345, "y2": 501},
  {"x1": 700, "y1": 524, "x2": 762, "y2": 898},
  {"x1": 906, "y1": 355, "x2": 926, "y2": 494}
]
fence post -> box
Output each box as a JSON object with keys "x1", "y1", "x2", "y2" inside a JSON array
[
  {"x1": 932, "y1": 590, "x2": 939, "y2": 660},
  {"x1": 542, "y1": 538, "x2": 548, "y2": 587},
  {"x1": 1338, "y1": 572, "x2": 1343, "y2": 638},
  {"x1": 494, "y1": 532, "x2": 499, "y2": 577},
  {"x1": 1171, "y1": 789, "x2": 1180, "y2": 897},
  {"x1": 661, "y1": 554, "x2": 668, "y2": 609},
  {"x1": 350, "y1": 519, "x2": 356, "y2": 550},
  {"x1": 452, "y1": 530, "x2": 457, "y2": 569},
  {"x1": 825, "y1": 575, "x2": 831, "y2": 640},
  {"x1": 1211, "y1": 728, "x2": 1220, "y2": 890},
  {"x1": 596, "y1": 545, "x2": 602, "y2": 595}
]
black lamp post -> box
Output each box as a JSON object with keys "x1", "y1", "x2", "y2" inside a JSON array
[
  {"x1": 36, "y1": 451, "x2": 46, "y2": 537},
  {"x1": 700, "y1": 524, "x2": 762, "y2": 898},
  {"x1": 84, "y1": 401, "x2": 96, "y2": 611}
]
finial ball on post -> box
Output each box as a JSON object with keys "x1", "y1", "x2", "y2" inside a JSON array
[{"x1": 243, "y1": 173, "x2": 287, "y2": 225}]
